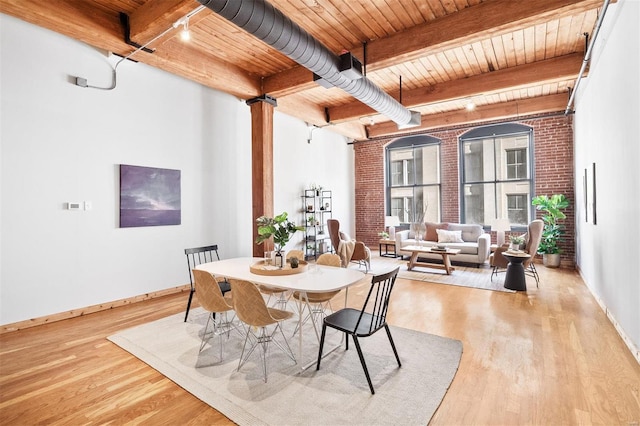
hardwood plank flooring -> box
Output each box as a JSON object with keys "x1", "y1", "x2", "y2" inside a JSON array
[{"x1": 1, "y1": 264, "x2": 639, "y2": 425}]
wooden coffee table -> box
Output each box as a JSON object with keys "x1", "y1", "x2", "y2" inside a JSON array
[{"x1": 401, "y1": 245, "x2": 461, "y2": 275}]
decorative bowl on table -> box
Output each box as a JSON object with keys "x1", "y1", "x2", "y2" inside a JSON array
[{"x1": 250, "y1": 259, "x2": 308, "y2": 275}]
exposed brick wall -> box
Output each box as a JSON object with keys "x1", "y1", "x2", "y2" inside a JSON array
[{"x1": 354, "y1": 113, "x2": 575, "y2": 266}]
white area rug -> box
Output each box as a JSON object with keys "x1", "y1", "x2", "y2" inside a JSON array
[
  {"x1": 109, "y1": 308, "x2": 463, "y2": 426},
  {"x1": 364, "y1": 254, "x2": 515, "y2": 293}
]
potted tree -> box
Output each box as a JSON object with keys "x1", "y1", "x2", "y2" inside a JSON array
[
  {"x1": 256, "y1": 212, "x2": 304, "y2": 268},
  {"x1": 531, "y1": 194, "x2": 569, "y2": 268}
]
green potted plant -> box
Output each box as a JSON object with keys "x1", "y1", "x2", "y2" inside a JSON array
[
  {"x1": 256, "y1": 212, "x2": 304, "y2": 268},
  {"x1": 378, "y1": 231, "x2": 389, "y2": 239},
  {"x1": 509, "y1": 234, "x2": 525, "y2": 251},
  {"x1": 531, "y1": 194, "x2": 569, "y2": 268}
]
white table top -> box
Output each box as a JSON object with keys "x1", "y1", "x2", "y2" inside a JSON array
[{"x1": 195, "y1": 257, "x2": 366, "y2": 293}]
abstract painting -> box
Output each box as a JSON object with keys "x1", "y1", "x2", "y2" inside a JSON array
[{"x1": 120, "y1": 164, "x2": 181, "y2": 227}]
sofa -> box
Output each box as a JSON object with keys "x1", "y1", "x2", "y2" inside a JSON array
[{"x1": 394, "y1": 222, "x2": 491, "y2": 266}]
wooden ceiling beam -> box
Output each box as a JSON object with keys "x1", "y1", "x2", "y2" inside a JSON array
[
  {"x1": 0, "y1": 0, "x2": 261, "y2": 99},
  {"x1": 359, "y1": 0, "x2": 605, "y2": 70},
  {"x1": 127, "y1": 0, "x2": 196, "y2": 46},
  {"x1": 1, "y1": 0, "x2": 127, "y2": 54},
  {"x1": 263, "y1": 0, "x2": 605, "y2": 97},
  {"x1": 328, "y1": 53, "x2": 584, "y2": 123},
  {"x1": 365, "y1": 93, "x2": 568, "y2": 139},
  {"x1": 142, "y1": 41, "x2": 262, "y2": 100},
  {"x1": 275, "y1": 97, "x2": 366, "y2": 140}
]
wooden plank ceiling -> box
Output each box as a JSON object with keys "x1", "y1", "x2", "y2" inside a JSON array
[{"x1": 1, "y1": 0, "x2": 606, "y2": 140}]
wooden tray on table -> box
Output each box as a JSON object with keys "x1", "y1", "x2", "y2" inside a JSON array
[{"x1": 249, "y1": 259, "x2": 308, "y2": 276}]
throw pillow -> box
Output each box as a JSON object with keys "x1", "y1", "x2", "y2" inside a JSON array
[
  {"x1": 426, "y1": 222, "x2": 448, "y2": 241},
  {"x1": 436, "y1": 229, "x2": 464, "y2": 243}
]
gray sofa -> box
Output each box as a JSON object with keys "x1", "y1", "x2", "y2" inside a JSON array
[{"x1": 394, "y1": 223, "x2": 491, "y2": 266}]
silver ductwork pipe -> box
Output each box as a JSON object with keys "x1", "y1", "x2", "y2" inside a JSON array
[{"x1": 198, "y1": 0, "x2": 417, "y2": 127}]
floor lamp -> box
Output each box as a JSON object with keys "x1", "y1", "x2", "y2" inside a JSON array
[{"x1": 491, "y1": 218, "x2": 511, "y2": 246}]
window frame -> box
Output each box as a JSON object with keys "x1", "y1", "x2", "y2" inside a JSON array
[
  {"x1": 459, "y1": 123, "x2": 535, "y2": 230},
  {"x1": 385, "y1": 135, "x2": 442, "y2": 225}
]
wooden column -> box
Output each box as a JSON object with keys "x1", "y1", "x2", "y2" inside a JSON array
[{"x1": 249, "y1": 96, "x2": 275, "y2": 257}]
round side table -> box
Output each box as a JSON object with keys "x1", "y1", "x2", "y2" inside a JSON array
[{"x1": 502, "y1": 252, "x2": 531, "y2": 291}]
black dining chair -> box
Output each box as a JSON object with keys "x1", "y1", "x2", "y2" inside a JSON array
[
  {"x1": 316, "y1": 266, "x2": 401, "y2": 394},
  {"x1": 184, "y1": 245, "x2": 230, "y2": 322}
]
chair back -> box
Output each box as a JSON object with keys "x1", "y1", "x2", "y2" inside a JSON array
[
  {"x1": 317, "y1": 253, "x2": 341, "y2": 267},
  {"x1": 286, "y1": 250, "x2": 304, "y2": 261},
  {"x1": 185, "y1": 245, "x2": 221, "y2": 287},
  {"x1": 192, "y1": 269, "x2": 232, "y2": 313},
  {"x1": 525, "y1": 220, "x2": 544, "y2": 256},
  {"x1": 229, "y1": 279, "x2": 278, "y2": 327},
  {"x1": 354, "y1": 267, "x2": 399, "y2": 335},
  {"x1": 327, "y1": 219, "x2": 341, "y2": 252}
]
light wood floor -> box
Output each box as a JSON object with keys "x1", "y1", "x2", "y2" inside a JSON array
[{"x1": 1, "y1": 263, "x2": 639, "y2": 425}]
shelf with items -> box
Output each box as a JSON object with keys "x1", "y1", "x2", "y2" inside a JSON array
[{"x1": 302, "y1": 188, "x2": 332, "y2": 260}]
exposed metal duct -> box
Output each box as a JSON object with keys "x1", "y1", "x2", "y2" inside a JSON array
[
  {"x1": 565, "y1": 0, "x2": 611, "y2": 115},
  {"x1": 198, "y1": 0, "x2": 420, "y2": 128}
]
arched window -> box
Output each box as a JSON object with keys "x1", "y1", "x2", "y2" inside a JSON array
[
  {"x1": 386, "y1": 135, "x2": 441, "y2": 224},
  {"x1": 460, "y1": 123, "x2": 534, "y2": 228}
]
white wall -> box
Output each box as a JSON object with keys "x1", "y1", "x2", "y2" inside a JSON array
[
  {"x1": 573, "y1": 0, "x2": 640, "y2": 356},
  {"x1": 0, "y1": 14, "x2": 353, "y2": 325}
]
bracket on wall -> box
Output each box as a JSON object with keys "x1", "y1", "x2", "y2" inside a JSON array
[
  {"x1": 119, "y1": 13, "x2": 155, "y2": 54},
  {"x1": 246, "y1": 94, "x2": 278, "y2": 107}
]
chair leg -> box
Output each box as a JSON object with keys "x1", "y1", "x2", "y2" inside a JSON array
[
  {"x1": 384, "y1": 324, "x2": 401, "y2": 367},
  {"x1": 352, "y1": 335, "x2": 375, "y2": 394},
  {"x1": 184, "y1": 288, "x2": 195, "y2": 322},
  {"x1": 199, "y1": 313, "x2": 214, "y2": 353},
  {"x1": 530, "y1": 263, "x2": 540, "y2": 287},
  {"x1": 316, "y1": 323, "x2": 328, "y2": 370},
  {"x1": 237, "y1": 322, "x2": 295, "y2": 382}
]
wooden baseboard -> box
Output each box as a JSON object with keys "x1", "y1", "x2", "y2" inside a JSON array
[
  {"x1": 0, "y1": 284, "x2": 191, "y2": 334},
  {"x1": 576, "y1": 265, "x2": 640, "y2": 365}
]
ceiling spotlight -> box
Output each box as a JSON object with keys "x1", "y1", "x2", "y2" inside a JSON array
[
  {"x1": 465, "y1": 100, "x2": 476, "y2": 111},
  {"x1": 180, "y1": 17, "x2": 190, "y2": 41}
]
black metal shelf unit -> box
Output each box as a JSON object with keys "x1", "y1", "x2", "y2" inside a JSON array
[{"x1": 302, "y1": 189, "x2": 332, "y2": 260}]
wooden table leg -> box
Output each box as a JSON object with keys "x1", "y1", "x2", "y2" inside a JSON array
[
  {"x1": 407, "y1": 252, "x2": 419, "y2": 270},
  {"x1": 442, "y1": 254, "x2": 455, "y2": 275}
]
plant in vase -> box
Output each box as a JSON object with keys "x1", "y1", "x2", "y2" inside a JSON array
[
  {"x1": 310, "y1": 183, "x2": 323, "y2": 196},
  {"x1": 531, "y1": 194, "x2": 569, "y2": 268},
  {"x1": 407, "y1": 202, "x2": 428, "y2": 244},
  {"x1": 378, "y1": 231, "x2": 389, "y2": 239},
  {"x1": 256, "y1": 212, "x2": 304, "y2": 268},
  {"x1": 509, "y1": 234, "x2": 525, "y2": 251}
]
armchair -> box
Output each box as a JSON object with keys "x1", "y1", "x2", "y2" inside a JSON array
[
  {"x1": 327, "y1": 219, "x2": 370, "y2": 271},
  {"x1": 490, "y1": 219, "x2": 543, "y2": 286}
]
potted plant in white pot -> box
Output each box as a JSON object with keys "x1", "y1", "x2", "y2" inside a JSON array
[
  {"x1": 256, "y1": 212, "x2": 304, "y2": 268},
  {"x1": 531, "y1": 194, "x2": 569, "y2": 268},
  {"x1": 509, "y1": 234, "x2": 525, "y2": 251}
]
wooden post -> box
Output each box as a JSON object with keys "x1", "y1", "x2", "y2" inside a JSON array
[{"x1": 248, "y1": 95, "x2": 276, "y2": 257}]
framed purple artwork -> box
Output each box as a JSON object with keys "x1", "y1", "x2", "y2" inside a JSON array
[{"x1": 119, "y1": 164, "x2": 181, "y2": 227}]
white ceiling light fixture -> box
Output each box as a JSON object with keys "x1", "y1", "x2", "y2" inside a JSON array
[
  {"x1": 180, "y1": 17, "x2": 191, "y2": 41},
  {"x1": 465, "y1": 98, "x2": 476, "y2": 111}
]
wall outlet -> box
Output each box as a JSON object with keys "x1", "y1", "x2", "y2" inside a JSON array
[{"x1": 67, "y1": 202, "x2": 81, "y2": 210}]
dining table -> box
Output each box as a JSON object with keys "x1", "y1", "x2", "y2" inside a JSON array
[{"x1": 195, "y1": 257, "x2": 366, "y2": 368}]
